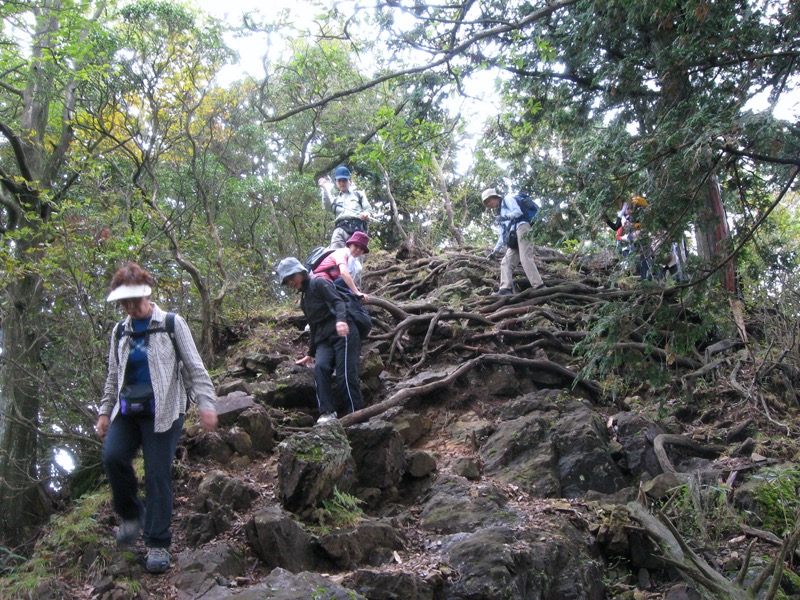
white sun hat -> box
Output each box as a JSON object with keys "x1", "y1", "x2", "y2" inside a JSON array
[{"x1": 107, "y1": 284, "x2": 152, "y2": 302}]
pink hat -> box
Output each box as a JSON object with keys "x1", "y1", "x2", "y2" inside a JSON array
[{"x1": 345, "y1": 231, "x2": 370, "y2": 253}]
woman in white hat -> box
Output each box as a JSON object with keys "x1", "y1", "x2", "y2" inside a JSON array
[{"x1": 96, "y1": 262, "x2": 217, "y2": 574}]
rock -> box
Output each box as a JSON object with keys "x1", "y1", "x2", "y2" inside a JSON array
[
  {"x1": 641, "y1": 471, "x2": 685, "y2": 499},
  {"x1": 551, "y1": 402, "x2": 628, "y2": 497},
  {"x1": 347, "y1": 569, "x2": 442, "y2": 600},
  {"x1": 452, "y1": 456, "x2": 481, "y2": 480},
  {"x1": 443, "y1": 524, "x2": 605, "y2": 600},
  {"x1": 237, "y1": 404, "x2": 275, "y2": 453},
  {"x1": 171, "y1": 543, "x2": 246, "y2": 598},
  {"x1": 612, "y1": 412, "x2": 665, "y2": 478},
  {"x1": 347, "y1": 421, "x2": 406, "y2": 489},
  {"x1": 245, "y1": 506, "x2": 316, "y2": 572},
  {"x1": 484, "y1": 363, "x2": 519, "y2": 396},
  {"x1": 482, "y1": 397, "x2": 628, "y2": 498},
  {"x1": 277, "y1": 421, "x2": 357, "y2": 515},
  {"x1": 420, "y1": 477, "x2": 518, "y2": 533},
  {"x1": 664, "y1": 583, "x2": 703, "y2": 600},
  {"x1": 252, "y1": 365, "x2": 316, "y2": 409},
  {"x1": 197, "y1": 470, "x2": 259, "y2": 512},
  {"x1": 216, "y1": 391, "x2": 256, "y2": 426},
  {"x1": 185, "y1": 431, "x2": 234, "y2": 463},
  {"x1": 226, "y1": 427, "x2": 253, "y2": 455},
  {"x1": 226, "y1": 568, "x2": 365, "y2": 599},
  {"x1": 384, "y1": 409, "x2": 427, "y2": 445},
  {"x1": 317, "y1": 519, "x2": 406, "y2": 569},
  {"x1": 216, "y1": 378, "x2": 251, "y2": 396},
  {"x1": 406, "y1": 450, "x2": 436, "y2": 478},
  {"x1": 181, "y1": 503, "x2": 234, "y2": 547},
  {"x1": 361, "y1": 346, "x2": 385, "y2": 391},
  {"x1": 241, "y1": 352, "x2": 287, "y2": 374}
]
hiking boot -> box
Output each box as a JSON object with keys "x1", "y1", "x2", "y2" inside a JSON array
[
  {"x1": 316, "y1": 412, "x2": 337, "y2": 424},
  {"x1": 492, "y1": 288, "x2": 513, "y2": 296},
  {"x1": 115, "y1": 515, "x2": 143, "y2": 546},
  {"x1": 146, "y1": 547, "x2": 170, "y2": 573}
]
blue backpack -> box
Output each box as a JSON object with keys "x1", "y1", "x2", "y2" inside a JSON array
[{"x1": 514, "y1": 192, "x2": 538, "y2": 223}]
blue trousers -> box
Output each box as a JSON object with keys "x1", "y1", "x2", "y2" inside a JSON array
[
  {"x1": 314, "y1": 327, "x2": 363, "y2": 415},
  {"x1": 102, "y1": 414, "x2": 184, "y2": 549}
]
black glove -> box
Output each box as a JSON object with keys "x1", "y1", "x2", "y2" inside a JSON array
[{"x1": 487, "y1": 251, "x2": 497, "y2": 260}]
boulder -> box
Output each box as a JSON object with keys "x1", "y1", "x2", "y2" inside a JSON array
[
  {"x1": 171, "y1": 543, "x2": 246, "y2": 599},
  {"x1": 612, "y1": 412, "x2": 665, "y2": 478},
  {"x1": 443, "y1": 524, "x2": 605, "y2": 600},
  {"x1": 278, "y1": 421, "x2": 356, "y2": 515},
  {"x1": 317, "y1": 519, "x2": 406, "y2": 569},
  {"x1": 236, "y1": 404, "x2": 275, "y2": 453},
  {"x1": 420, "y1": 476, "x2": 518, "y2": 534},
  {"x1": 347, "y1": 421, "x2": 406, "y2": 489},
  {"x1": 481, "y1": 396, "x2": 628, "y2": 498},
  {"x1": 452, "y1": 456, "x2": 481, "y2": 480},
  {"x1": 384, "y1": 409, "x2": 427, "y2": 445},
  {"x1": 216, "y1": 391, "x2": 256, "y2": 426},
  {"x1": 226, "y1": 568, "x2": 365, "y2": 599},
  {"x1": 196, "y1": 469, "x2": 259, "y2": 512},
  {"x1": 406, "y1": 450, "x2": 436, "y2": 478},
  {"x1": 245, "y1": 506, "x2": 316, "y2": 572},
  {"x1": 216, "y1": 378, "x2": 250, "y2": 397},
  {"x1": 347, "y1": 569, "x2": 442, "y2": 600},
  {"x1": 252, "y1": 364, "x2": 316, "y2": 409}
]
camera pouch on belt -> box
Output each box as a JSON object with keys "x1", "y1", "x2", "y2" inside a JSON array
[
  {"x1": 337, "y1": 218, "x2": 368, "y2": 236},
  {"x1": 119, "y1": 383, "x2": 155, "y2": 416}
]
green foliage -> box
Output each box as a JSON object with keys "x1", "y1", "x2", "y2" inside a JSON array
[
  {"x1": 575, "y1": 285, "x2": 730, "y2": 388},
  {"x1": 319, "y1": 487, "x2": 366, "y2": 530},
  {"x1": 0, "y1": 491, "x2": 112, "y2": 596},
  {"x1": 749, "y1": 467, "x2": 800, "y2": 537}
]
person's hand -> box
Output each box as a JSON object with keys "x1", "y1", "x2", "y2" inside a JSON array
[
  {"x1": 486, "y1": 251, "x2": 497, "y2": 260},
  {"x1": 359, "y1": 212, "x2": 370, "y2": 221},
  {"x1": 296, "y1": 355, "x2": 314, "y2": 366},
  {"x1": 95, "y1": 414, "x2": 110, "y2": 438},
  {"x1": 199, "y1": 409, "x2": 218, "y2": 432},
  {"x1": 358, "y1": 292, "x2": 369, "y2": 302},
  {"x1": 336, "y1": 321, "x2": 350, "y2": 336},
  {"x1": 317, "y1": 177, "x2": 328, "y2": 187}
]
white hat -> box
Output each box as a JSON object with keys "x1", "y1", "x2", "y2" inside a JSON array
[
  {"x1": 107, "y1": 284, "x2": 152, "y2": 302},
  {"x1": 481, "y1": 188, "x2": 501, "y2": 204}
]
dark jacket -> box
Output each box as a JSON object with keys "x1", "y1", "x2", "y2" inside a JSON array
[{"x1": 300, "y1": 276, "x2": 347, "y2": 357}]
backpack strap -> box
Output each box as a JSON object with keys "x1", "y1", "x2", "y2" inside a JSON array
[{"x1": 114, "y1": 313, "x2": 181, "y2": 364}]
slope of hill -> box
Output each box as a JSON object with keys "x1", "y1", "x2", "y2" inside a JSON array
[{"x1": 4, "y1": 247, "x2": 800, "y2": 600}]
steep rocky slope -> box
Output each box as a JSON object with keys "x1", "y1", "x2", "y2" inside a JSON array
[{"x1": 9, "y1": 247, "x2": 800, "y2": 600}]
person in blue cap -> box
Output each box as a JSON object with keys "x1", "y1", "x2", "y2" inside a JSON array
[{"x1": 318, "y1": 166, "x2": 372, "y2": 249}]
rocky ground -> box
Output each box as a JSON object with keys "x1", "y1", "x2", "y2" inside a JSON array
[{"x1": 9, "y1": 246, "x2": 800, "y2": 599}]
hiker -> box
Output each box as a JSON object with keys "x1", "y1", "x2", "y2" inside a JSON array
[
  {"x1": 616, "y1": 196, "x2": 683, "y2": 281},
  {"x1": 96, "y1": 263, "x2": 217, "y2": 574},
  {"x1": 483, "y1": 188, "x2": 545, "y2": 295},
  {"x1": 277, "y1": 256, "x2": 364, "y2": 423},
  {"x1": 318, "y1": 165, "x2": 372, "y2": 249},
  {"x1": 312, "y1": 231, "x2": 370, "y2": 301}
]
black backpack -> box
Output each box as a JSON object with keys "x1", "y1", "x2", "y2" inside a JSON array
[
  {"x1": 303, "y1": 247, "x2": 336, "y2": 275},
  {"x1": 307, "y1": 277, "x2": 372, "y2": 338},
  {"x1": 115, "y1": 312, "x2": 181, "y2": 364},
  {"x1": 333, "y1": 280, "x2": 372, "y2": 337}
]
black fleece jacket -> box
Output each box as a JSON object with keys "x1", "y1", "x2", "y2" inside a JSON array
[{"x1": 300, "y1": 276, "x2": 347, "y2": 357}]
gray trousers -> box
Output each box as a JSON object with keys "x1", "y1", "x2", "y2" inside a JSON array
[{"x1": 500, "y1": 221, "x2": 544, "y2": 291}]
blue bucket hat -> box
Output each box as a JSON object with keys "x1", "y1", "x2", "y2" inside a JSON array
[{"x1": 334, "y1": 166, "x2": 351, "y2": 180}]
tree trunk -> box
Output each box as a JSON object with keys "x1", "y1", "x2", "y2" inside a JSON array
[
  {"x1": 0, "y1": 266, "x2": 51, "y2": 548},
  {"x1": 695, "y1": 177, "x2": 747, "y2": 341}
]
